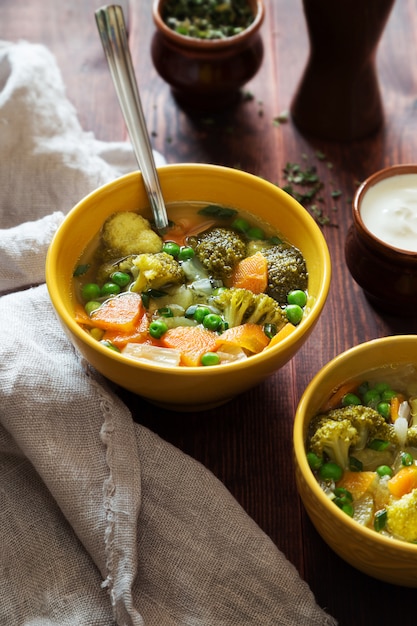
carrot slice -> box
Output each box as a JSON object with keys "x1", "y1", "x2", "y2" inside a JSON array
[
  {"x1": 102, "y1": 310, "x2": 150, "y2": 348},
  {"x1": 321, "y1": 380, "x2": 360, "y2": 412},
  {"x1": 390, "y1": 394, "x2": 406, "y2": 422},
  {"x1": 217, "y1": 323, "x2": 269, "y2": 354},
  {"x1": 388, "y1": 466, "x2": 417, "y2": 498},
  {"x1": 228, "y1": 252, "x2": 268, "y2": 294},
  {"x1": 163, "y1": 218, "x2": 217, "y2": 246},
  {"x1": 337, "y1": 470, "x2": 376, "y2": 500},
  {"x1": 90, "y1": 292, "x2": 144, "y2": 332},
  {"x1": 161, "y1": 326, "x2": 219, "y2": 367},
  {"x1": 267, "y1": 322, "x2": 296, "y2": 348},
  {"x1": 74, "y1": 303, "x2": 97, "y2": 328}
]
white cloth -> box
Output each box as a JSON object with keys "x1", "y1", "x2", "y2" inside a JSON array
[{"x1": 0, "y1": 40, "x2": 337, "y2": 626}]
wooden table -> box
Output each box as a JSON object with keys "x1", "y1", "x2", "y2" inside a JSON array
[{"x1": 3, "y1": 1, "x2": 417, "y2": 624}]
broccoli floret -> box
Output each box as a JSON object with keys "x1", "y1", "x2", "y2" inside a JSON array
[
  {"x1": 324, "y1": 405, "x2": 392, "y2": 451},
  {"x1": 99, "y1": 212, "x2": 163, "y2": 260},
  {"x1": 406, "y1": 425, "x2": 417, "y2": 448},
  {"x1": 308, "y1": 404, "x2": 398, "y2": 471},
  {"x1": 190, "y1": 227, "x2": 246, "y2": 282},
  {"x1": 210, "y1": 287, "x2": 286, "y2": 330},
  {"x1": 261, "y1": 243, "x2": 308, "y2": 305},
  {"x1": 309, "y1": 416, "x2": 359, "y2": 470},
  {"x1": 130, "y1": 252, "x2": 185, "y2": 293},
  {"x1": 386, "y1": 488, "x2": 417, "y2": 542}
]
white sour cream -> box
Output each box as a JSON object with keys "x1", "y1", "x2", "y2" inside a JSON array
[{"x1": 360, "y1": 173, "x2": 417, "y2": 253}]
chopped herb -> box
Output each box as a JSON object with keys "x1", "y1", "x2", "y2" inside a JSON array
[
  {"x1": 331, "y1": 190, "x2": 342, "y2": 198},
  {"x1": 198, "y1": 204, "x2": 238, "y2": 218},
  {"x1": 162, "y1": 0, "x2": 255, "y2": 40},
  {"x1": 73, "y1": 264, "x2": 90, "y2": 277},
  {"x1": 273, "y1": 110, "x2": 289, "y2": 126}
]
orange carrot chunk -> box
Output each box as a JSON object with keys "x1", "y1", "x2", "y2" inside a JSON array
[
  {"x1": 388, "y1": 466, "x2": 417, "y2": 498},
  {"x1": 267, "y1": 322, "x2": 296, "y2": 349},
  {"x1": 228, "y1": 251, "x2": 268, "y2": 294},
  {"x1": 161, "y1": 326, "x2": 219, "y2": 367},
  {"x1": 90, "y1": 292, "x2": 144, "y2": 332},
  {"x1": 102, "y1": 310, "x2": 150, "y2": 348},
  {"x1": 217, "y1": 323, "x2": 269, "y2": 354},
  {"x1": 337, "y1": 470, "x2": 376, "y2": 500}
]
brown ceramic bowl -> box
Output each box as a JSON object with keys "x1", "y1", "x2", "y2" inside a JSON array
[
  {"x1": 345, "y1": 164, "x2": 417, "y2": 314},
  {"x1": 151, "y1": 0, "x2": 265, "y2": 110}
]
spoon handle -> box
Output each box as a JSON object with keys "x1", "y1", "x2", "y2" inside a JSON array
[{"x1": 95, "y1": 4, "x2": 169, "y2": 231}]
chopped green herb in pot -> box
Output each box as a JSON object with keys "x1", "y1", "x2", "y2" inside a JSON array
[{"x1": 162, "y1": 0, "x2": 255, "y2": 40}]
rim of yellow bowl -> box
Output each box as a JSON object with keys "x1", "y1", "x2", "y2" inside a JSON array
[
  {"x1": 46, "y1": 163, "x2": 331, "y2": 376},
  {"x1": 294, "y1": 334, "x2": 417, "y2": 553}
]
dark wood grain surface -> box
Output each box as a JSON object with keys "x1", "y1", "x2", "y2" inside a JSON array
[{"x1": 3, "y1": 1, "x2": 417, "y2": 624}]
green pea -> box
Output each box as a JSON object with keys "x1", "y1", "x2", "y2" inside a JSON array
[
  {"x1": 318, "y1": 462, "x2": 343, "y2": 482},
  {"x1": 342, "y1": 393, "x2": 362, "y2": 407},
  {"x1": 381, "y1": 389, "x2": 397, "y2": 402},
  {"x1": 101, "y1": 282, "x2": 121, "y2": 297},
  {"x1": 368, "y1": 439, "x2": 390, "y2": 451},
  {"x1": 202, "y1": 313, "x2": 223, "y2": 331},
  {"x1": 287, "y1": 289, "x2": 307, "y2": 307},
  {"x1": 194, "y1": 306, "x2": 211, "y2": 323},
  {"x1": 149, "y1": 319, "x2": 168, "y2": 339},
  {"x1": 178, "y1": 246, "x2": 195, "y2": 261},
  {"x1": 81, "y1": 283, "x2": 101, "y2": 301},
  {"x1": 338, "y1": 502, "x2": 354, "y2": 517},
  {"x1": 201, "y1": 352, "x2": 221, "y2": 366},
  {"x1": 100, "y1": 340, "x2": 120, "y2": 353},
  {"x1": 247, "y1": 226, "x2": 265, "y2": 240},
  {"x1": 377, "y1": 401, "x2": 391, "y2": 420},
  {"x1": 307, "y1": 452, "x2": 323, "y2": 471},
  {"x1": 162, "y1": 241, "x2": 181, "y2": 257},
  {"x1": 376, "y1": 465, "x2": 393, "y2": 478},
  {"x1": 85, "y1": 300, "x2": 101, "y2": 316},
  {"x1": 285, "y1": 304, "x2": 303, "y2": 325},
  {"x1": 334, "y1": 487, "x2": 353, "y2": 502},
  {"x1": 374, "y1": 382, "x2": 391, "y2": 394},
  {"x1": 363, "y1": 388, "x2": 381, "y2": 406},
  {"x1": 111, "y1": 271, "x2": 131, "y2": 287},
  {"x1": 401, "y1": 452, "x2": 414, "y2": 467},
  {"x1": 374, "y1": 509, "x2": 387, "y2": 532},
  {"x1": 231, "y1": 217, "x2": 250, "y2": 233}
]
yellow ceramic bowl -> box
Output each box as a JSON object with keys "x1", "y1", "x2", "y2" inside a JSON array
[
  {"x1": 46, "y1": 163, "x2": 331, "y2": 411},
  {"x1": 294, "y1": 335, "x2": 417, "y2": 586}
]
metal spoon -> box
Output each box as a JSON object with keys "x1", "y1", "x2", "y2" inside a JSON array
[{"x1": 95, "y1": 4, "x2": 169, "y2": 232}]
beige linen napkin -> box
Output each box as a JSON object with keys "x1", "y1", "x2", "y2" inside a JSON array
[{"x1": 0, "y1": 40, "x2": 337, "y2": 625}]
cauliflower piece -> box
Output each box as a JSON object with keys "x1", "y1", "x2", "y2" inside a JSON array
[
  {"x1": 261, "y1": 243, "x2": 308, "y2": 305},
  {"x1": 95, "y1": 256, "x2": 137, "y2": 286},
  {"x1": 309, "y1": 417, "x2": 359, "y2": 470},
  {"x1": 386, "y1": 489, "x2": 417, "y2": 542},
  {"x1": 130, "y1": 252, "x2": 185, "y2": 293},
  {"x1": 210, "y1": 287, "x2": 286, "y2": 330},
  {"x1": 191, "y1": 227, "x2": 246, "y2": 282},
  {"x1": 99, "y1": 211, "x2": 163, "y2": 260}
]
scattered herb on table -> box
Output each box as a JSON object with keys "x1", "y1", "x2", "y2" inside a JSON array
[
  {"x1": 162, "y1": 0, "x2": 255, "y2": 40},
  {"x1": 279, "y1": 157, "x2": 340, "y2": 227}
]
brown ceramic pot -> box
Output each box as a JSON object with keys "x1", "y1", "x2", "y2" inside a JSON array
[
  {"x1": 291, "y1": 0, "x2": 395, "y2": 141},
  {"x1": 151, "y1": 0, "x2": 264, "y2": 110},
  {"x1": 345, "y1": 164, "x2": 417, "y2": 314}
]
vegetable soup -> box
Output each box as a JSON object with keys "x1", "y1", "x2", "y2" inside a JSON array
[
  {"x1": 306, "y1": 363, "x2": 417, "y2": 543},
  {"x1": 73, "y1": 201, "x2": 309, "y2": 368}
]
